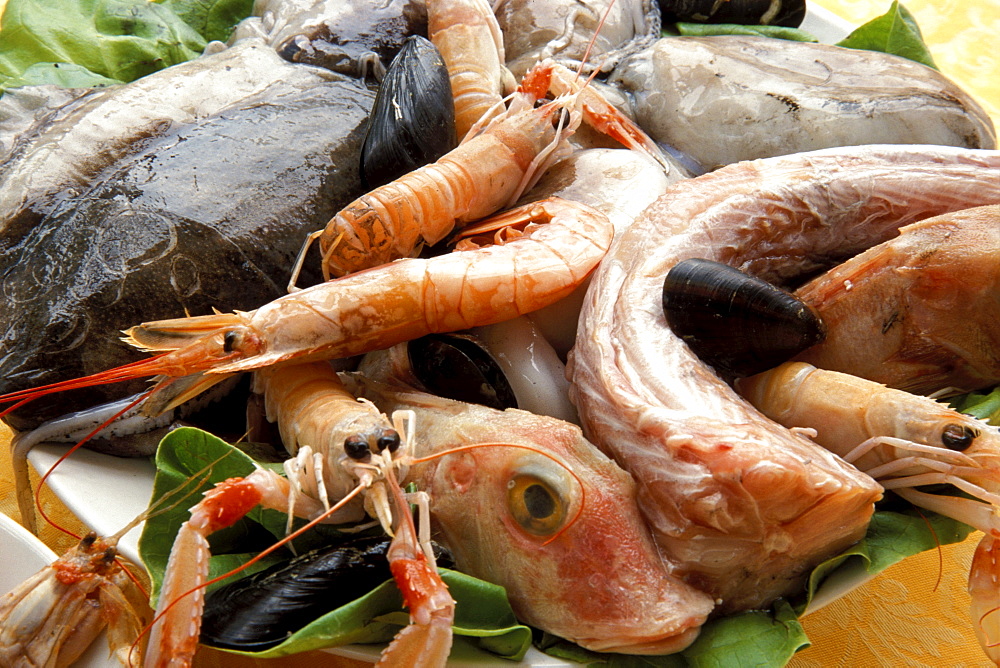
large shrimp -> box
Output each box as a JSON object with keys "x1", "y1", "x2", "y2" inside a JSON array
[
  {"x1": 568, "y1": 144, "x2": 1000, "y2": 613},
  {"x1": 290, "y1": 4, "x2": 663, "y2": 283},
  {"x1": 143, "y1": 360, "x2": 455, "y2": 666},
  {"x1": 738, "y1": 361, "x2": 1000, "y2": 664},
  {"x1": 427, "y1": 0, "x2": 516, "y2": 140},
  {"x1": 0, "y1": 197, "x2": 611, "y2": 420}
]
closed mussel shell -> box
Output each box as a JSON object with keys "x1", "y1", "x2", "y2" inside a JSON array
[
  {"x1": 407, "y1": 333, "x2": 519, "y2": 411},
  {"x1": 662, "y1": 258, "x2": 826, "y2": 377},
  {"x1": 657, "y1": 0, "x2": 806, "y2": 27},
  {"x1": 200, "y1": 536, "x2": 454, "y2": 651},
  {"x1": 360, "y1": 35, "x2": 456, "y2": 189}
]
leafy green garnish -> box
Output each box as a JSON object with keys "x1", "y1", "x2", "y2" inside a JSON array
[
  {"x1": 663, "y1": 1, "x2": 938, "y2": 68},
  {"x1": 951, "y1": 386, "x2": 1000, "y2": 424},
  {"x1": 835, "y1": 1, "x2": 937, "y2": 69},
  {"x1": 0, "y1": 0, "x2": 207, "y2": 93},
  {"x1": 673, "y1": 22, "x2": 819, "y2": 42},
  {"x1": 138, "y1": 427, "x2": 532, "y2": 661},
  {"x1": 159, "y1": 0, "x2": 256, "y2": 43}
]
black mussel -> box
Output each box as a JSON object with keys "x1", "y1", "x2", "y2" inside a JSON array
[
  {"x1": 359, "y1": 35, "x2": 456, "y2": 190},
  {"x1": 662, "y1": 258, "x2": 825, "y2": 377},
  {"x1": 407, "y1": 334, "x2": 518, "y2": 411},
  {"x1": 658, "y1": 0, "x2": 806, "y2": 27},
  {"x1": 200, "y1": 535, "x2": 454, "y2": 651}
]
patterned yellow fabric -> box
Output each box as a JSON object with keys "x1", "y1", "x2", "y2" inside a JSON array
[{"x1": 1, "y1": 0, "x2": 997, "y2": 666}]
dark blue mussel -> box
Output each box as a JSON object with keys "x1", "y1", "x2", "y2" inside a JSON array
[
  {"x1": 662, "y1": 258, "x2": 825, "y2": 377},
  {"x1": 200, "y1": 535, "x2": 454, "y2": 651},
  {"x1": 407, "y1": 333, "x2": 518, "y2": 411},
  {"x1": 360, "y1": 35, "x2": 456, "y2": 190},
  {"x1": 657, "y1": 0, "x2": 806, "y2": 27},
  {"x1": 0, "y1": 49, "x2": 375, "y2": 431}
]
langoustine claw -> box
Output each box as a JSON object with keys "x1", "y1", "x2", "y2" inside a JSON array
[{"x1": 970, "y1": 533, "x2": 1000, "y2": 665}]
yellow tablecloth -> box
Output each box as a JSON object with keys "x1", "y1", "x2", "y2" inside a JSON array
[{"x1": 1, "y1": 0, "x2": 998, "y2": 666}]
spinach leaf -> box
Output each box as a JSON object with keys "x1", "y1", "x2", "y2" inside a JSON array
[{"x1": 835, "y1": 1, "x2": 937, "y2": 69}]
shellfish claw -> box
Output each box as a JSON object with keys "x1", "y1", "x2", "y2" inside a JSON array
[{"x1": 662, "y1": 258, "x2": 826, "y2": 377}]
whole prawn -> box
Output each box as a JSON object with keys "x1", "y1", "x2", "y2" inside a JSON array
[
  {"x1": 568, "y1": 144, "x2": 1000, "y2": 613},
  {"x1": 738, "y1": 361, "x2": 1000, "y2": 664},
  {"x1": 0, "y1": 197, "x2": 611, "y2": 419}
]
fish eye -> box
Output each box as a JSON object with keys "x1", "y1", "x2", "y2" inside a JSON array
[
  {"x1": 507, "y1": 474, "x2": 567, "y2": 536},
  {"x1": 941, "y1": 423, "x2": 977, "y2": 451},
  {"x1": 222, "y1": 329, "x2": 241, "y2": 353}
]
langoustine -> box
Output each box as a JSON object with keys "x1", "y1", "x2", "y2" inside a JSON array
[
  {"x1": 568, "y1": 144, "x2": 1000, "y2": 613},
  {"x1": 793, "y1": 204, "x2": 1000, "y2": 396},
  {"x1": 738, "y1": 361, "x2": 1000, "y2": 664}
]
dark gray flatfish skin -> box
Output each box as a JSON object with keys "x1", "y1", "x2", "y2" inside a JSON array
[
  {"x1": 0, "y1": 41, "x2": 316, "y2": 248},
  {"x1": 0, "y1": 63, "x2": 375, "y2": 430}
]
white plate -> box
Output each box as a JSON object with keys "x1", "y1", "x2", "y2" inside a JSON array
[
  {"x1": 0, "y1": 511, "x2": 120, "y2": 668},
  {"x1": 20, "y1": 6, "x2": 858, "y2": 665}
]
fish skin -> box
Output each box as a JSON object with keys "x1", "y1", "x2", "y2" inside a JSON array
[
  {"x1": 609, "y1": 36, "x2": 997, "y2": 171},
  {"x1": 568, "y1": 145, "x2": 1000, "y2": 613},
  {"x1": 0, "y1": 44, "x2": 375, "y2": 430},
  {"x1": 346, "y1": 373, "x2": 714, "y2": 655}
]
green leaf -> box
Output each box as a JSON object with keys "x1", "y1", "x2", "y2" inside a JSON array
[
  {"x1": 139, "y1": 428, "x2": 532, "y2": 661},
  {"x1": 0, "y1": 61, "x2": 122, "y2": 90},
  {"x1": 0, "y1": 0, "x2": 207, "y2": 92},
  {"x1": 160, "y1": 0, "x2": 256, "y2": 43},
  {"x1": 950, "y1": 385, "x2": 1000, "y2": 424},
  {"x1": 673, "y1": 22, "x2": 819, "y2": 42},
  {"x1": 835, "y1": 1, "x2": 937, "y2": 69}
]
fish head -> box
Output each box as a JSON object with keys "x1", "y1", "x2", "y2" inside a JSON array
[{"x1": 422, "y1": 412, "x2": 714, "y2": 655}]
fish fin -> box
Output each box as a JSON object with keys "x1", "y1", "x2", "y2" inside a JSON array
[{"x1": 123, "y1": 312, "x2": 247, "y2": 352}]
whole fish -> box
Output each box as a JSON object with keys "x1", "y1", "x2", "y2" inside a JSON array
[
  {"x1": 609, "y1": 36, "x2": 997, "y2": 171},
  {"x1": 568, "y1": 145, "x2": 1000, "y2": 613},
  {"x1": 345, "y1": 373, "x2": 714, "y2": 654},
  {"x1": 0, "y1": 40, "x2": 375, "y2": 430}
]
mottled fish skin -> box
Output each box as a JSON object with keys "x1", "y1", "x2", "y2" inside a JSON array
[
  {"x1": 609, "y1": 36, "x2": 997, "y2": 171},
  {"x1": 231, "y1": 0, "x2": 428, "y2": 77},
  {"x1": 345, "y1": 374, "x2": 714, "y2": 655},
  {"x1": 0, "y1": 43, "x2": 375, "y2": 430},
  {"x1": 0, "y1": 41, "x2": 319, "y2": 248},
  {"x1": 568, "y1": 145, "x2": 1000, "y2": 613}
]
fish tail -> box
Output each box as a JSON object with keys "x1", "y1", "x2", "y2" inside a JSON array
[{"x1": 123, "y1": 312, "x2": 246, "y2": 352}]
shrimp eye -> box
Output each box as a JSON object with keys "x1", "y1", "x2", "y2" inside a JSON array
[
  {"x1": 222, "y1": 330, "x2": 241, "y2": 353},
  {"x1": 507, "y1": 475, "x2": 567, "y2": 536},
  {"x1": 377, "y1": 430, "x2": 401, "y2": 453},
  {"x1": 941, "y1": 423, "x2": 977, "y2": 451},
  {"x1": 344, "y1": 436, "x2": 371, "y2": 461}
]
